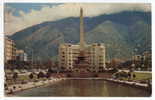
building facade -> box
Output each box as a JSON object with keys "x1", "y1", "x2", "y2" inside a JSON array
[
  {"x1": 4, "y1": 36, "x2": 16, "y2": 63},
  {"x1": 132, "y1": 51, "x2": 151, "y2": 71},
  {"x1": 58, "y1": 8, "x2": 106, "y2": 72},
  {"x1": 16, "y1": 49, "x2": 28, "y2": 61}
]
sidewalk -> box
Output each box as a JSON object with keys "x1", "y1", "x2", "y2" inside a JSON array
[
  {"x1": 5, "y1": 78, "x2": 66, "y2": 95},
  {"x1": 105, "y1": 78, "x2": 150, "y2": 90}
]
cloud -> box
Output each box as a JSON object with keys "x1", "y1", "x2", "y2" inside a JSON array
[{"x1": 4, "y1": 3, "x2": 151, "y2": 35}]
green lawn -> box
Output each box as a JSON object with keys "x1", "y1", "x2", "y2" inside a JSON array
[
  {"x1": 19, "y1": 75, "x2": 29, "y2": 81},
  {"x1": 119, "y1": 72, "x2": 152, "y2": 81},
  {"x1": 132, "y1": 72, "x2": 152, "y2": 81},
  {"x1": 6, "y1": 74, "x2": 38, "y2": 85}
]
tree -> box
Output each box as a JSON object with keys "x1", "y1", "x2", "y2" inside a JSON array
[
  {"x1": 46, "y1": 72, "x2": 51, "y2": 79},
  {"x1": 12, "y1": 72, "x2": 18, "y2": 82},
  {"x1": 128, "y1": 72, "x2": 131, "y2": 79},
  {"x1": 133, "y1": 74, "x2": 136, "y2": 79},
  {"x1": 37, "y1": 71, "x2": 45, "y2": 79},
  {"x1": 29, "y1": 73, "x2": 34, "y2": 80}
]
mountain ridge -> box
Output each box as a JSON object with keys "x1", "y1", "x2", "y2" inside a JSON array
[{"x1": 10, "y1": 11, "x2": 151, "y2": 61}]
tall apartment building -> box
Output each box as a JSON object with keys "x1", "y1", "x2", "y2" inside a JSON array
[
  {"x1": 4, "y1": 36, "x2": 16, "y2": 63},
  {"x1": 59, "y1": 8, "x2": 106, "y2": 72},
  {"x1": 16, "y1": 49, "x2": 28, "y2": 61}
]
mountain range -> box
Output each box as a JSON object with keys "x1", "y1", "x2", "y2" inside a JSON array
[{"x1": 10, "y1": 11, "x2": 151, "y2": 61}]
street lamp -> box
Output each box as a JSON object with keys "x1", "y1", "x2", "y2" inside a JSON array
[{"x1": 131, "y1": 50, "x2": 136, "y2": 71}]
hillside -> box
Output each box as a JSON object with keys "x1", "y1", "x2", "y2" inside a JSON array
[{"x1": 11, "y1": 11, "x2": 151, "y2": 61}]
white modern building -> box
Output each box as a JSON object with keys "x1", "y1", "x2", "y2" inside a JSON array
[
  {"x1": 59, "y1": 8, "x2": 106, "y2": 72},
  {"x1": 4, "y1": 36, "x2": 16, "y2": 63}
]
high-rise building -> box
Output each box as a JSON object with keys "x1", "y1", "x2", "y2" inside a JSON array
[
  {"x1": 59, "y1": 8, "x2": 106, "y2": 72},
  {"x1": 4, "y1": 36, "x2": 16, "y2": 63},
  {"x1": 16, "y1": 49, "x2": 28, "y2": 61}
]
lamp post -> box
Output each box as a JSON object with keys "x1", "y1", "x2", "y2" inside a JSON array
[
  {"x1": 106, "y1": 44, "x2": 112, "y2": 68},
  {"x1": 131, "y1": 51, "x2": 135, "y2": 70}
]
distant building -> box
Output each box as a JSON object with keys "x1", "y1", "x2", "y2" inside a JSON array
[
  {"x1": 132, "y1": 55, "x2": 142, "y2": 61},
  {"x1": 142, "y1": 51, "x2": 151, "y2": 70},
  {"x1": 132, "y1": 51, "x2": 152, "y2": 71},
  {"x1": 132, "y1": 51, "x2": 151, "y2": 62},
  {"x1": 59, "y1": 8, "x2": 106, "y2": 72},
  {"x1": 4, "y1": 36, "x2": 16, "y2": 63},
  {"x1": 142, "y1": 51, "x2": 151, "y2": 61},
  {"x1": 16, "y1": 49, "x2": 28, "y2": 61}
]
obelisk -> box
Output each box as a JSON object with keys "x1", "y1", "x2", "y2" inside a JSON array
[{"x1": 80, "y1": 8, "x2": 85, "y2": 50}]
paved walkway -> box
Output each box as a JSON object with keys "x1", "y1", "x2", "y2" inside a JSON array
[{"x1": 5, "y1": 78, "x2": 65, "y2": 95}]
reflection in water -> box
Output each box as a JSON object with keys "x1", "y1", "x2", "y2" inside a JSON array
[{"x1": 14, "y1": 79, "x2": 150, "y2": 97}]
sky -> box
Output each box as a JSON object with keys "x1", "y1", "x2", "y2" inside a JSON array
[{"x1": 4, "y1": 3, "x2": 151, "y2": 35}]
